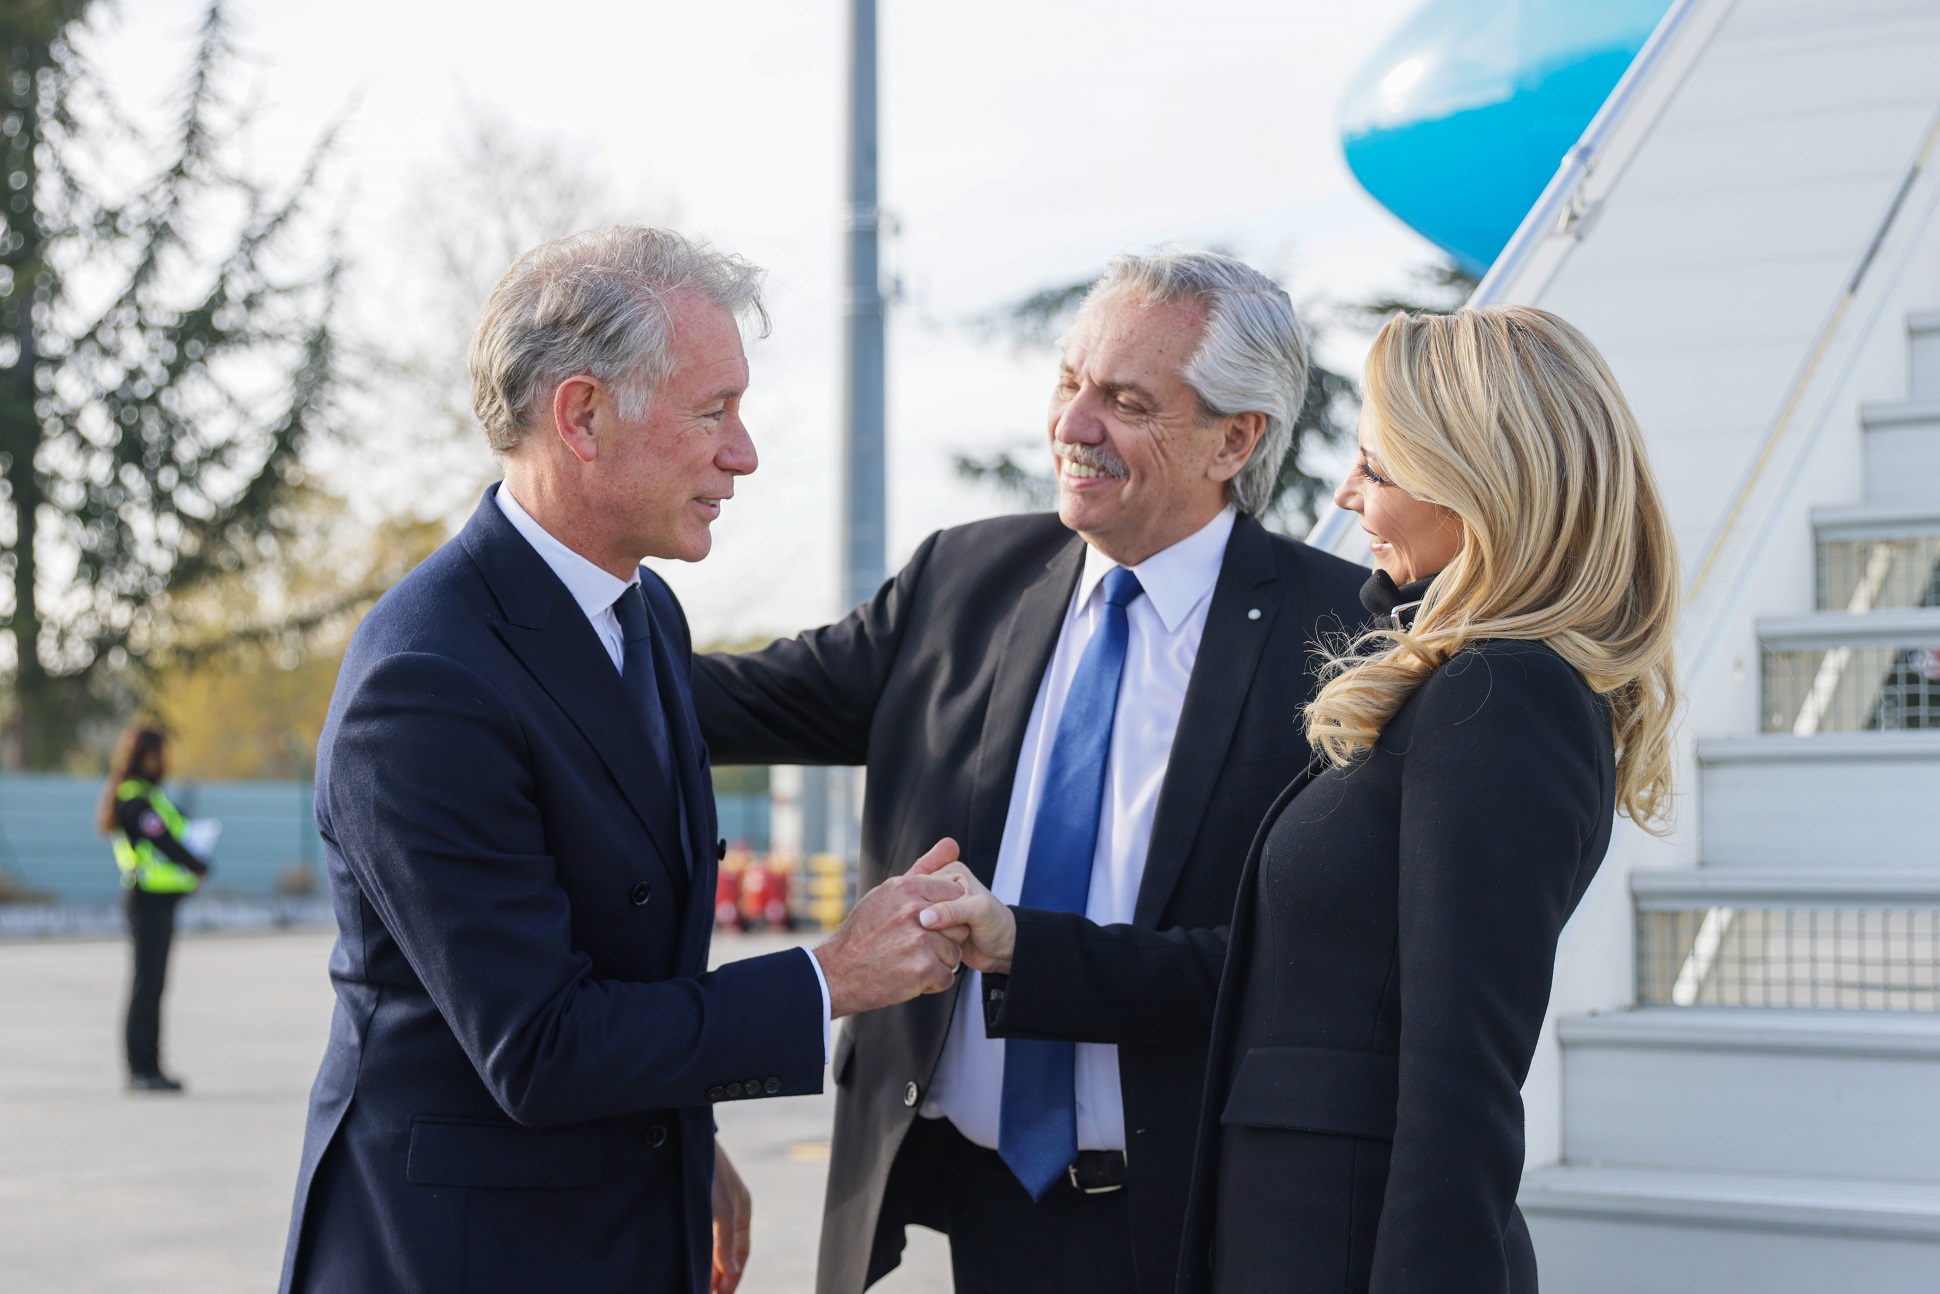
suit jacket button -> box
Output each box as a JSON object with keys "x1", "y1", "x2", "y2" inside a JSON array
[
  {"x1": 904, "y1": 1081, "x2": 920, "y2": 1107},
  {"x1": 707, "y1": 1086, "x2": 725, "y2": 1101},
  {"x1": 630, "y1": 881, "x2": 653, "y2": 906},
  {"x1": 745, "y1": 1078, "x2": 761, "y2": 1095},
  {"x1": 764, "y1": 1078, "x2": 781, "y2": 1095},
  {"x1": 725, "y1": 1082, "x2": 743, "y2": 1098},
  {"x1": 647, "y1": 1123, "x2": 668, "y2": 1148},
  {"x1": 716, "y1": 838, "x2": 728, "y2": 862}
]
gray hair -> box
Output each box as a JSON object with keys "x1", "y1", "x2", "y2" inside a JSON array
[
  {"x1": 469, "y1": 226, "x2": 770, "y2": 453},
  {"x1": 1082, "y1": 250, "x2": 1308, "y2": 516}
]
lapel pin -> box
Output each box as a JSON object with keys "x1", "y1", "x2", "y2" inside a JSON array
[{"x1": 1246, "y1": 608, "x2": 1261, "y2": 621}]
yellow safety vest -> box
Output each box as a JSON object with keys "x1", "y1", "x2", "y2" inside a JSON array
[{"x1": 113, "y1": 780, "x2": 201, "y2": 895}]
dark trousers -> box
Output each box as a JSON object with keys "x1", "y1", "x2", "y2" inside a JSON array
[
  {"x1": 869, "y1": 1116, "x2": 1136, "y2": 1294},
  {"x1": 124, "y1": 888, "x2": 182, "y2": 1078}
]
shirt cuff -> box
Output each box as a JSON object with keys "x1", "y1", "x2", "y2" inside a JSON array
[{"x1": 802, "y1": 946, "x2": 832, "y2": 1064}]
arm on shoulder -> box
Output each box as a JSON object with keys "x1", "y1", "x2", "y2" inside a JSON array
[{"x1": 690, "y1": 529, "x2": 943, "y2": 766}]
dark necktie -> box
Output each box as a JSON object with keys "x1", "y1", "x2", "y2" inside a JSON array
[
  {"x1": 999, "y1": 565, "x2": 1145, "y2": 1198},
  {"x1": 611, "y1": 585, "x2": 688, "y2": 864}
]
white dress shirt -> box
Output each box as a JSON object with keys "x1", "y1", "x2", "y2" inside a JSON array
[
  {"x1": 922, "y1": 505, "x2": 1236, "y2": 1151},
  {"x1": 495, "y1": 484, "x2": 633, "y2": 668},
  {"x1": 494, "y1": 484, "x2": 832, "y2": 1054}
]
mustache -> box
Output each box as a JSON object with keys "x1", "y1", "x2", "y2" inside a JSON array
[{"x1": 1054, "y1": 443, "x2": 1130, "y2": 478}]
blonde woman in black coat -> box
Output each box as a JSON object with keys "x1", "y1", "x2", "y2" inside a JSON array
[{"x1": 1177, "y1": 305, "x2": 1678, "y2": 1292}]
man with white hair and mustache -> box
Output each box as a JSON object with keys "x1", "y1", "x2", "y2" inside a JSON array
[{"x1": 694, "y1": 251, "x2": 1366, "y2": 1294}]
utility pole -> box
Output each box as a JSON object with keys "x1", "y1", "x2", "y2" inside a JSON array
[
  {"x1": 804, "y1": 0, "x2": 886, "y2": 865},
  {"x1": 842, "y1": 0, "x2": 886, "y2": 611}
]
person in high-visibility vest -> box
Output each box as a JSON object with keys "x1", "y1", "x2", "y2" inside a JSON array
[{"x1": 96, "y1": 723, "x2": 210, "y2": 1092}]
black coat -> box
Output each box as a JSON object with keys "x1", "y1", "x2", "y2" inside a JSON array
[
  {"x1": 1177, "y1": 640, "x2": 1617, "y2": 1294},
  {"x1": 691, "y1": 511, "x2": 1367, "y2": 1294},
  {"x1": 280, "y1": 489, "x2": 825, "y2": 1294}
]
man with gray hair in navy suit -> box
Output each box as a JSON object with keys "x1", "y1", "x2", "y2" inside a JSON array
[{"x1": 279, "y1": 226, "x2": 970, "y2": 1294}]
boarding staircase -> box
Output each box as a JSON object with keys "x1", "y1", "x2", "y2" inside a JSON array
[{"x1": 1520, "y1": 310, "x2": 1940, "y2": 1290}]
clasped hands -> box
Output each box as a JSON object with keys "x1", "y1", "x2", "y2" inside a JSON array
[
  {"x1": 719, "y1": 844, "x2": 1008, "y2": 1291},
  {"x1": 810, "y1": 837, "x2": 1016, "y2": 1019}
]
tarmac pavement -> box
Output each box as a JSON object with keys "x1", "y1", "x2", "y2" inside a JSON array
[{"x1": 0, "y1": 926, "x2": 951, "y2": 1293}]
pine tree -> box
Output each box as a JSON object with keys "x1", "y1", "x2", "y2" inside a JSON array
[{"x1": 0, "y1": 1, "x2": 342, "y2": 768}]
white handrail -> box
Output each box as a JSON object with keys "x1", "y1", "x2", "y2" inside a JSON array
[
  {"x1": 1469, "y1": 0, "x2": 1712, "y2": 307},
  {"x1": 1302, "y1": 503, "x2": 1364, "y2": 559}
]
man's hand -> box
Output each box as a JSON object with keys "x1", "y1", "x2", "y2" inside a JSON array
[
  {"x1": 911, "y1": 856, "x2": 1016, "y2": 976},
  {"x1": 812, "y1": 839, "x2": 968, "y2": 1018},
  {"x1": 712, "y1": 1139, "x2": 751, "y2": 1294}
]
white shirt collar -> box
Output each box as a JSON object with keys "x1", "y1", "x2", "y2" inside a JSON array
[
  {"x1": 494, "y1": 483, "x2": 637, "y2": 619},
  {"x1": 1076, "y1": 505, "x2": 1236, "y2": 633}
]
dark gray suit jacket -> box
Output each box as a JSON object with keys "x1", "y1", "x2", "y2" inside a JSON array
[{"x1": 693, "y1": 511, "x2": 1366, "y2": 1293}]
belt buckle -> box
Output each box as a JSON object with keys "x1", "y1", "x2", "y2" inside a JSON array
[{"x1": 1068, "y1": 1159, "x2": 1124, "y2": 1195}]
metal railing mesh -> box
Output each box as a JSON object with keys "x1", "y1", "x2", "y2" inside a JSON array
[
  {"x1": 1638, "y1": 906, "x2": 1940, "y2": 1010},
  {"x1": 1763, "y1": 540, "x2": 1940, "y2": 733},
  {"x1": 1818, "y1": 536, "x2": 1940, "y2": 612},
  {"x1": 1763, "y1": 643, "x2": 1940, "y2": 733}
]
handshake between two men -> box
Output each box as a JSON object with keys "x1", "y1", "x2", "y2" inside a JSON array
[{"x1": 809, "y1": 838, "x2": 1019, "y2": 1018}]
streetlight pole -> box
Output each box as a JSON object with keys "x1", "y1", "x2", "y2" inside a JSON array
[
  {"x1": 810, "y1": 0, "x2": 886, "y2": 866},
  {"x1": 842, "y1": 0, "x2": 886, "y2": 612}
]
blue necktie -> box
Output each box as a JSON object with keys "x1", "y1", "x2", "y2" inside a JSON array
[
  {"x1": 1000, "y1": 565, "x2": 1144, "y2": 1199},
  {"x1": 612, "y1": 585, "x2": 689, "y2": 866}
]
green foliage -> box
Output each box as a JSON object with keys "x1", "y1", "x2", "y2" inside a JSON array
[
  {"x1": 0, "y1": 2, "x2": 344, "y2": 767},
  {"x1": 146, "y1": 494, "x2": 446, "y2": 781},
  {"x1": 951, "y1": 450, "x2": 1058, "y2": 511},
  {"x1": 975, "y1": 279, "x2": 1094, "y2": 351},
  {"x1": 0, "y1": 1, "x2": 90, "y2": 51},
  {"x1": 1335, "y1": 261, "x2": 1480, "y2": 330}
]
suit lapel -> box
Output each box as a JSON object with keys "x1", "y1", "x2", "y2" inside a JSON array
[
  {"x1": 1134, "y1": 516, "x2": 1281, "y2": 929},
  {"x1": 459, "y1": 490, "x2": 685, "y2": 875},
  {"x1": 963, "y1": 533, "x2": 1085, "y2": 886}
]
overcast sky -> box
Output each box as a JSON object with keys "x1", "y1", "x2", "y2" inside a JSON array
[{"x1": 94, "y1": 0, "x2": 1437, "y2": 641}]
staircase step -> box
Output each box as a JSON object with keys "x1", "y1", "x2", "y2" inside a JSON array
[
  {"x1": 1697, "y1": 734, "x2": 1940, "y2": 868},
  {"x1": 1862, "y1": 400, "x2": 1940, "y2": 505},
  {"x1": 1758, "y1": 607, "x2": 1940, "y2": 650},
  {"x1": 1560, "y1": 1009, "x2": 1940, "y2": 1180},
  {"x1": 1632, "y1": 868, "x2": 1940, "y2": 906},
  {"x1": 1814, "y1": 501, "x2": 1940, "y2": 544},
  {"x1": 1522, "y1": 1165, "x2": 1940, "y2": 1294}
]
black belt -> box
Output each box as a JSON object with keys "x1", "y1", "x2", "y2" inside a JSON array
[{"x1": 1067, "y1": 1149, "x2": 1127, "y2": 1194}]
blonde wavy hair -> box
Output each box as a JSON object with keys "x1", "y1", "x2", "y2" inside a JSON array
[{"x1": 1305, "y1": 306, "x2": 1680, "y2": 829}]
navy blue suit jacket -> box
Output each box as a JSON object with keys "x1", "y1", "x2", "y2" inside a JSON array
[{"x1": 280, "y1": 488, "x2": 824, "y2": 1294}]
